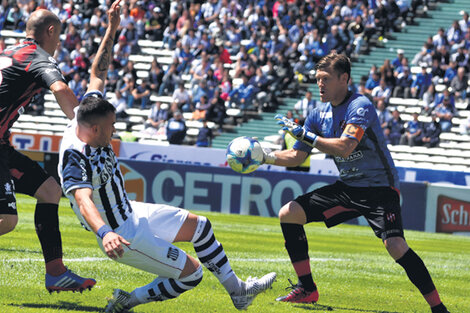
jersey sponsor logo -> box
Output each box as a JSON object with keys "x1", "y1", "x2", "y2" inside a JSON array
[
  {"x1": 334, "y1": 150, "x2": 363, "y2": 163},
  {"x1": 319, "y1": 111, "x2": 332, "y2": 119},
  {"x1": 386, "y1": 213, "x2": 396, "y2": 222},
  {"x1": 356, "y1": 107, "x2": 369, "y2": 117},
  {"x1": 44, "y1": 68, "x2": 60, "y2": 75},
  {"x1": 166, "y1": 247, "x2": 179, "y2": 261}
]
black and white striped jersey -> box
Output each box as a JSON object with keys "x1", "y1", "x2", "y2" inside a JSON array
[{"x1": 58, "y1": 116, "x2": 132, "y2": 231}]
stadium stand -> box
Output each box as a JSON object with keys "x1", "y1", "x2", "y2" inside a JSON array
[{"x1": 0, "y1": 0, "x2": 469, "y2": 171}]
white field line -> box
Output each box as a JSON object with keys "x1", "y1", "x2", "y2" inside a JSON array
[{"x1": 3, "y1": 257, "x2": 349, "y2": 263}]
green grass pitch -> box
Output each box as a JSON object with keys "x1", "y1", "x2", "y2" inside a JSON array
[{"x1": 0, "y1": 194, "x2": 469, "y2": 313}]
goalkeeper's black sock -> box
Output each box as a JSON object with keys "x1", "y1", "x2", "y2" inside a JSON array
[
  {"x1": 35, "y1": 203, "x2": 65, "y2": 275},
  {"x1": 281, "y1": 223, "x2": 316, "y2": 292},
  {"x1": 396, "y1": 248, "x2": 443, "y2": 309},
  {"x1": 431, "y1": 303, "x2": 449, "y2": 313}
]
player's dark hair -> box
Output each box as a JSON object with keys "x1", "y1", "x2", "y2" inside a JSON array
[
  {"x1": 315, "y1": 53, "x2": 351, "y2": 82},
  {"x1": 77, "y1": 96, "x2": 115, "y2": 126}
]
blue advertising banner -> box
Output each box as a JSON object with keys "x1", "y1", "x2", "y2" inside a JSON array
[{"x1": 119, "y1": 160, "x2": 427, "y2": 231}]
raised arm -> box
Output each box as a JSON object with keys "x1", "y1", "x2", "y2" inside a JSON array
[{"x1": 87, "y1": 0, "x2": 122, "y2": 93}]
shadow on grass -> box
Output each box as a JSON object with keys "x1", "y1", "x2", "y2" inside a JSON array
[
  {"x1": 292, "y1": 303, "x2": 401, "y2": 313},
  {"x1": 0, "y1": 247, "x2": 41, "y2": 254},
  {"x1": 9, "y1": 302, "x2": 104, "y2": 312}
]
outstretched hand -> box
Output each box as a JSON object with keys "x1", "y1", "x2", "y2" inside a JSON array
[
  {"x1": 274, "y1": 114, "x2": 318, "y2": 147},
  {"x1": 107, "y1": 0, "x2": 122, "y2": 32}
]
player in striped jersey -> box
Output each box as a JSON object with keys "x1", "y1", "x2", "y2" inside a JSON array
[
  {"x1": 262, "y1": 53, "x2": 449, "y2": 313},
  {"x1": 58, "y1": 2, "x2": 275, "y2": 312}
]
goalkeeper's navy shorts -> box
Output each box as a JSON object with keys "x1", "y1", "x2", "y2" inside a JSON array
[
  {"x1": 0, "y1": 144, "x2": 50, "y2": 215},
  {"x1": 294, "y1": 180, "x2": 404, "y2": 240}
]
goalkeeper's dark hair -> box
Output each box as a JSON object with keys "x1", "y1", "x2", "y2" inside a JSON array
[
  {"x1": 315, "y1": 52, "x2": 351, "y2": 82},
  {"x1": 77, "y1": 96, "x2": 115, "y2": 126}
]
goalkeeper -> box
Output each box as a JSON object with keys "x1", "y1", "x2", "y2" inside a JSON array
[{"x1": 262, "y1": 52, "x2": 450, "y2": 313}]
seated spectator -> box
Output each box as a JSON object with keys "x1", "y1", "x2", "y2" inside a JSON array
[
  {"x1": 158, "y1": 64, "x2": 181, "y2": 96},
  {"x1": 422, "y1": 84, "x2": 437, "y2": 114},
  {"x1": 443, "y1": 60, "x2": 458, "y2": 86},
  {"x1": 145, "y1": 7, "x2": 164, "y2": 41},
  {"x1": 371, "y1": 78, "x2": 392, "y2": 105},
  {"x1": 130, "y1": 79, "x2": 151, "y2": 109},
  {"x1": 399, "y1": 112, "x2": 423, "y2": 146},
  {"x1": 411, "y1": 46, "x2": 432, "y2": 68},
  {"x1": 149, "y1": 62, "x2": 164, "y2": 92},
  {"x1": 68, "y1": 72, "x2": 82, "y2": 96},
  {"x1": 191, "y1": 79, "x2": 212, "y2": 106},
  {"x1": 163, "y1": 21, "x2": 178, "y2": 49},
  {"x1": 143, "y1": 101, "x2": 168, "y2": 136},
  {"x1": 451, "y1": 46, "x2": 469, "y2": 69},
  {"x1": 206, "y1": 89, "x2": 226, "y2": 131},
  {"x1": 196, "y1": 119, "x2": 214, "y2": 147},
  {"x1": 113, "y1": 35, "x2": 131, "y2": 68},
  {"x1": 166, "y1": 111, "x2": 187, "y2": 145},
  {"x1": 460, "y1": 114, "x2": 470, "y2": 135},
  {"x1": 192, "y1": 95, "x2": 211, "y2": 120},
  {"x1": 120, "y1": 21, "x2": 140, "y2": 54},
  {"x1": 432, "y1": 96, "x2": 455, "y2": 132},
  {"x1": 172, "y1": 83, "x2": 192, "y2": 112},
  {"x1": 26, "y1": 89, "x2": 46, "y2": 116},
  {"x1": 294, "y1": 91, "x2": 318, "y2": 124},
  {"x1": 415, "y1": 112, "x2": 441, "y2": 147},
  {"x1": 249, "y1": 67, "x2": 269, "y2": 111},
  {"x1": 446, "y1": 20, "x2": 464, "y2": 51},
  {"x1": 364, "y1": 71, "x2": 380, "y2": 94},
  {"x1": 393, "y1": 67, "x2": 413, "y2": 99},
  {"x1": 228, "y1": 74, "x2": 254, "y2": 110},
  {"x1": 384, "y1": 109, "x2": 405, "y2": 145},
  {"x1": 450, "y1": 66, "x2": 468, "y2": 101},
  {"x1": 376, "y1": 99, "x2": 392, "y2": 130},
  {"x1": 411, "y1": 66, "x2": 432, "y2": 99},
  {"x1": 106, "y1": 62, "x2": 120, "y2": 91},
  {"x1": 110, "y1": 90, "x2": 129, "y2": 120},
  {"x1": 392, "y1": 49, "x2": 405, "y2": 68}
]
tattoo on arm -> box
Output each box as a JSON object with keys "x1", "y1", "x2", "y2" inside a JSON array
[{"x1": 94, "y1": 35, "x2": 114, "y2": 79}]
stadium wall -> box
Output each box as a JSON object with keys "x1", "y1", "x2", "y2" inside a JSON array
[{"x1": 10, "y1": 134, "x2": 469, "y2": 235}]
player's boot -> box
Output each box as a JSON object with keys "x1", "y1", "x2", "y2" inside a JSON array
[
  {"x1": 105, "y1": 289, "x2": 132, "y2": 313},
  {"x1": 45, "y1": 269, "x2": 96, "y2": 293},
  {"x1": 431, "y1": 303, "x2": 450, "y2": 313},
  {"x1": 230, "y1": 272, "x2": 277, "y2": 310},
  {"x1": 276, "y1": 279, "x2": 319, "y2": 304}
]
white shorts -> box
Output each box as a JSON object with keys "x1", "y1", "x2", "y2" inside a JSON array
[{"x1": 97, "y1": 201, "x2": 189, "y2": 279}]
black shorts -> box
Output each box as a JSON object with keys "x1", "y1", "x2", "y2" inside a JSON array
[
  {"x1": 0, "y1": 144, "x2": 50, "y2": 215},
  {"x1": 294, "y1": 181, "x2": 404, "y2": 240}
]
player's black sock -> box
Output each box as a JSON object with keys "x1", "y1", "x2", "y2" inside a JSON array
[
  {"x1": 35, "y1": 203, "x2": 63, "y2": 266},
  {"x1": 396, "y1": 248, "x2": 442, "y2": 308},
  {"x1": 280, "y1": 223, "x2": 316, "y2": 292}
]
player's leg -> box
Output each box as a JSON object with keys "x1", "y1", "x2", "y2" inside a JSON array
[
  {"x1": 9, "y1": 148, "x2": 95, "y2": 292},
  {"x1": 363, "y1": 187, "x2": 450, "y2": 313},
  {"x1": 177, "y1": 212, "x2": 276, "y2": 310},
  {"x1": 0, "y1": 146, "x2": 18, "y2": 235}
]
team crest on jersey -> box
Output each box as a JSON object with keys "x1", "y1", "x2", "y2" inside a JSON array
[
  {"x1": 4, "y1": 182, "x2": 13, "y2": 195},
  {"x1": 167, "y1": 247, "x2": 179, "y2": 261},
  {"x1": 48, "y1": 56, "x2": 57, "y2": 64},
  {"x1": 99, "y1": 157, "x2": 115, "y2": 184}
]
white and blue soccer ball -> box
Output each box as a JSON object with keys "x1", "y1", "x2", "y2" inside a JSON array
[{"x1": 226, "y1": 136, "x2": 264, "y2": 174}]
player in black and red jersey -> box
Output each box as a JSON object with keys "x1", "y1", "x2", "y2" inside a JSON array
[{"x1": 0, "y1": 9, "x2": 95, "y2": 292}]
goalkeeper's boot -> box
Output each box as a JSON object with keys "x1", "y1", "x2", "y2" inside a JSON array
[
  {"x1": 105, "y1": 289, "x2": 133, "y2": 313},
  {"x1": 46, "y1": 268, "x2": 96, "y2": 293},
  {"x1": 230, "y1": 272, "x2": 277, "y2": 310},
  {"x1": 276, "y1": 279, "x2": 319, "y2": 304}
]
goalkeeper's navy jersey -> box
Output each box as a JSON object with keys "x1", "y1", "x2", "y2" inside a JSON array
[
  {"x1": 58, "y1": 96, "x2": 132, "y2": 231},
  {"x1": 0, "y1": 38, "x2": 65, "y2": 143},
  {"x1": 294, "y1": 92, "x2": 399, "y2": 188}
]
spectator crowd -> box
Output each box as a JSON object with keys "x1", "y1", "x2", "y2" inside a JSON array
[{"x1": 0, "y1": 0, "x2": 467, "y2": 149}]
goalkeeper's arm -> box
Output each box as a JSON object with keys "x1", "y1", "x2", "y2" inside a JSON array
[{"x1": 263, "y1": 148, "x2": 309, "y2": 167}]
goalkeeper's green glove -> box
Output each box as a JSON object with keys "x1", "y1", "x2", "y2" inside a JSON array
[{"x1": 275, "y1": 114, "x2": 318, "y2": 147}]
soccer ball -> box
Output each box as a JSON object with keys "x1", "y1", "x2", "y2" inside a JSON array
[{"x1": 226, "y1": 136, "x2": 264, "y2": 174}]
